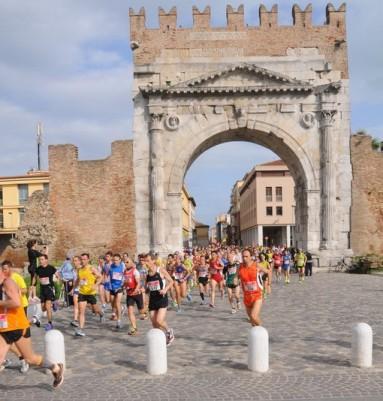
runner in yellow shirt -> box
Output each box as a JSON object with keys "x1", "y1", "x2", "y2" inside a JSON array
[{"x1": 294, "y1": 249, "x2": 307, "y2": 283}]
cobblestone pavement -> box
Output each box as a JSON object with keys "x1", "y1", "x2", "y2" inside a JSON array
[{"x1": 2, "y1": 272, "x2": 383, "y2": 401}]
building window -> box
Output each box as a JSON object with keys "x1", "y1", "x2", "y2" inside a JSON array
[
  {"x1": 43, "y1": 183, "x2": 49, "y2": 193},
  {"x1": 19, "y1": 208, "x2": 26, "y2": 225},
  {"x1": 0, "y1": 210, "x2": 3, "y2": 228},
  {"x1": 0, "y1": 187, "x2": 2, "y2": 206},
  {"x1": 18, "y1": 184, "x2": 28, "y2": 204},
  {"x1": 266, "y1": 187, "x2": 272, "y2": 202},
  {"x1": 276, "y1": 186, "x2": 283, "y2": 202},
  {"x1": 266, "y1": 206, "x2": 273, "y2": 216},
  {"x1": 276, "y1": 206, "x2": 283, "y2": 216}
]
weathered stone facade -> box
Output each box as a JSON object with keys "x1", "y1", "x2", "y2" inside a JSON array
[
  {"x1": 48, "y1": 141, "x2": 136, "y2": 260},
  {"x1": 351, "y1": 134, "x2": 383, "y2": 255},
  {"x1": 11, "y1": 190, "x2": 57, "y2": 249},
  {"x1": 130, "y1": 4, "x2": 352, "y2": 263}
]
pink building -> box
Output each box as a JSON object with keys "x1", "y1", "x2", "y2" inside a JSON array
[{"x1": 239, "y1": 160, "x2": 295, "y2": 247}]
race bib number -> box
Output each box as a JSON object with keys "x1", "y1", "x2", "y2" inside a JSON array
[
  {"x1": 79, "y1": 279, "x2": 87, "y2": 287},
  {"x1": 210, "y1": 268, "x2": 217, "y2": 275},
  {"x1": 199, "y1": 269, "x2": 207, "y2": 278},
  {"x1": 175, "y1": 272, "x2": 183, "y2": 280},
  {"x1": 244, "y1": 281, "x2": 258, "y2": 292},
  {"x1": 228, "y1": 267, "x2": 237, "y2": 275},
  {"x1": 0, "y1": 314, "x2": 8, "y2": 329},
  {"x1": 112, "y1": 272, "x2": 123, "y2": 281},
  {"x1": 147, "y1": 280, "x2": 161, "y2": 292},
  {"x1": 40, "y1": 277, "x2": 50, "y2": 285}
]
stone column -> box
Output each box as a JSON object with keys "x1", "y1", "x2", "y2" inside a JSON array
[
  {"x1": 319, "y1": 109, "x2": 337, "y2": 250},
  {"x1": 257, "y1": 225, "x2": 263, "y2": 246},
  {"x1": 286, "y1": 225, "x2": 291, "y2": 247},
  {"x1": 149, "y1": 111, "x2": 165, "y2": 252}
]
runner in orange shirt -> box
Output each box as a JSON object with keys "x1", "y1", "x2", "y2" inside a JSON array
[{"x1": 238, "y1": 249, "x2": 271, "y2": 326}]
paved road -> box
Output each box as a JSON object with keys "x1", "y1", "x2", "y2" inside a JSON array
[{"x1": 2, "y1": 272, "x2": 383, "y2": 401}]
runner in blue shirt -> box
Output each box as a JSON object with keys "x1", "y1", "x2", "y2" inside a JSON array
[{"x1": 109, "y1": 254, "x2": 125, "y2": 329}]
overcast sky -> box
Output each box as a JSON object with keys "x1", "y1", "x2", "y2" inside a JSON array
[{"x1": 1, "y1": 1, "x2": 382, "y2": 226}]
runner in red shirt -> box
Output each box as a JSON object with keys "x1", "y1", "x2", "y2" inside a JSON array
[
  {"x1": 238, "y1": 249, "x2": 271, "y2": 326},
  {"x1": 272, "y1": 251, "x2": 282, "y2": 283},
  {"x1": 208, "y1": 251, "x2": 223, "y2": 308}
]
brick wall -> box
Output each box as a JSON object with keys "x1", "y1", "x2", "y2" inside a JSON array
[
  {"x1": 129, "y1": 4, "x2": 348, "y2": 78},
  {"x1": 351, "y1": 134, "x2": 383, "y2": 255},
  {"x1": 48, "y1": 140, "x2": 136, "y2": 260}
]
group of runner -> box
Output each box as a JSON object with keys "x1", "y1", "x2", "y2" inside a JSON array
[{"x1": 0, "y1": 241, "x2": 312, "y2": 387}]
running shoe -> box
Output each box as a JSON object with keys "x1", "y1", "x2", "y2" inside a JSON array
[
  {"x1": 176, "y1": 308, "x2": 182, "y2": 314},
  {"x1": 52, "y1": 363, "x2": 64, "y2": 388},
  {"x1": 70, "y1": 320, "x2": 79, "y2": 327},
  {"x1": 116, "y1": 320, "x2": 122, "y2": 329},
  {"x1": 236, "y1": 302, "x2": 241, "y2": 310},
  {"x1": 172, "y1": 300, "x2": 178, "y2": 309},
  {"x1": 186, "y1": 293, "x2": 192, "y2": 302},
  {"x1": 209, "y1": 303, "x2": 215, "y2": 308},
  {"x1": 128, "y1": 327, "x2": 138, "y2": 336},
  {"x1": 32, "y1": 315, "x2": 41, "y2": 328},
  {"x1": 100, "y1": 313, "x2": 105, "y2": 323},
  {"x1": 1, "y1": 359, "x2": 12, "y2": 369},
  {"x1": 75, "y1": 328, "x2": 86, "y2": 337},
  {"x1": 231, "y1": 308, "x2": 237, "y2": 314},
  {"x1": 44, "y1": 323, "x2": 53, "y2": 331},
  {"x1": 52, "y1": 301, "x2": 58, "y2": 312},
  {"x1": 20, "y1": 359, "x2": 29, "y2": 374},
  {"x1": 166, "y1": 328, "x2": 175, "y2": 346}
]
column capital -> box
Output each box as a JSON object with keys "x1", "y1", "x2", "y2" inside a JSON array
[
  {"x1": 149, "y1": 112, "x2": 164, "y2": 131},
  {"x1": 320, "y1": 110, "x2": 337, "y2": 128}
]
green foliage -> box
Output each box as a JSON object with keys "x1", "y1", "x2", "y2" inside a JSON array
[
  {"x1": 371, "y1": 138, "x2": 381, "y2": 151},
  {"x1": 349, "y1": 254, "x2": 383, "y2": 274}
]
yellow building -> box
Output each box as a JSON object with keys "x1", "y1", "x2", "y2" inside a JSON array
[
  {"x1": 0, "y1": 171, "x2": 49, "y2": 235},
  {"x1": 181, "y1": 185, "x2": 196, "y2": 248}
]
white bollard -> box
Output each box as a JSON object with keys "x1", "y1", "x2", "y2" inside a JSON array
[
  {"x1": 146, "y1": 328, "x2": 167, "y2": 375},
  {"x1": 44, "y1": 330, "x2": 66, "y2": 368},
  {"x1": 352, "y1": 323, "x2": 373, "y2": 368},
  {"x1": 248, "y1": 326, "x2": 269, "y2": 373}
]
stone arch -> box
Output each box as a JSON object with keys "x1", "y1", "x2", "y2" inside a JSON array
[
  {"x1": 165, "y1": 120, "x2": 320, "y2": 252},
  {"x1": 168, "y1": 121, "x2": 318, "y2": 196}
]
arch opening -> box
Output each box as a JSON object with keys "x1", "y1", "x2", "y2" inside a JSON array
[{"x1": 166, "y1": 126, "x2": 319, "y2": 253}]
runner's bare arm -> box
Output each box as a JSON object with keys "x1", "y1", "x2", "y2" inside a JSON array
[
  {"x1": 0, "y1": 279, "x2": 21, "y2": 308},
  {"x1": 160, "y1": 267, "x2": 174, "y2": 294}
]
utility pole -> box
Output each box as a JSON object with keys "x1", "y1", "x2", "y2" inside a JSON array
[{"x1": 37, "y1": 122, "x2": 43, "y2": 170}]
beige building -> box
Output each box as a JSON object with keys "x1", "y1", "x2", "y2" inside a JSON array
[
  {"x1": 181, "y1": 185, "x2": 196, "y2": 248},
  {"x1": 240, "y1": 160, "x2": 295, "y2": 247},
  {"x1": 0, "y1": 170, "x2": 49, "y2": 236}
]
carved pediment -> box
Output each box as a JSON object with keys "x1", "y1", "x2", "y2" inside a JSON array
[{"x1": 140, "y1": 63, "x2": 315, "y2": 96}]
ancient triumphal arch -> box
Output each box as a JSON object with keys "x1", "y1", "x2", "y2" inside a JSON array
[{"x1": 130, "y1": 3, "x2": 352, "y2": 263}]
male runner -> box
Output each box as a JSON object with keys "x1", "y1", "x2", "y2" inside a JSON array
[{"x1": 31, "y1": 255, "x2": 57, "y2": 331}]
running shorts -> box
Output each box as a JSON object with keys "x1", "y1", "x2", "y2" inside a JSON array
[
  {"x1": 40, "y1": 286, "x2": 55, "y2": 303},
  {"x1": 148, "y1": 295, "x2": 168, "y2": 311},
  {"x1": 0, "y1": 328, "x2": 31, "y2": 345},
  {"x1": 282, "y1": 264, "x2": 290, "y2": 271},
  {"x1": 243, "y1": 292, "x2": 262, "y2": 307},
  {"x1": 110, "y1": 288, "x2": 123, "y2": 296},
  {"x1": 126, "y1": 293, "x2": 144, "y2": 310},
  {"x1": 211, "y1": 273, "x2": 223, "y2": 283},
  {"x1": 78, "y1": 294, "x2": 97, "y2": 305},
  {"x1": 227, "y1": 283, "x2": 239, "y2": 289},
  {"x1": 198, "y1": 277, "x2": 209, "y2": 286}
]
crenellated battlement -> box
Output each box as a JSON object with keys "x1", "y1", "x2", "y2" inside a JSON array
[
  {"x1": 129, "y1": 3, "x2": 348, "y2": 78},
  {"x1": 129, "y1": 3, "x2": 346, "y2": 31}
]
